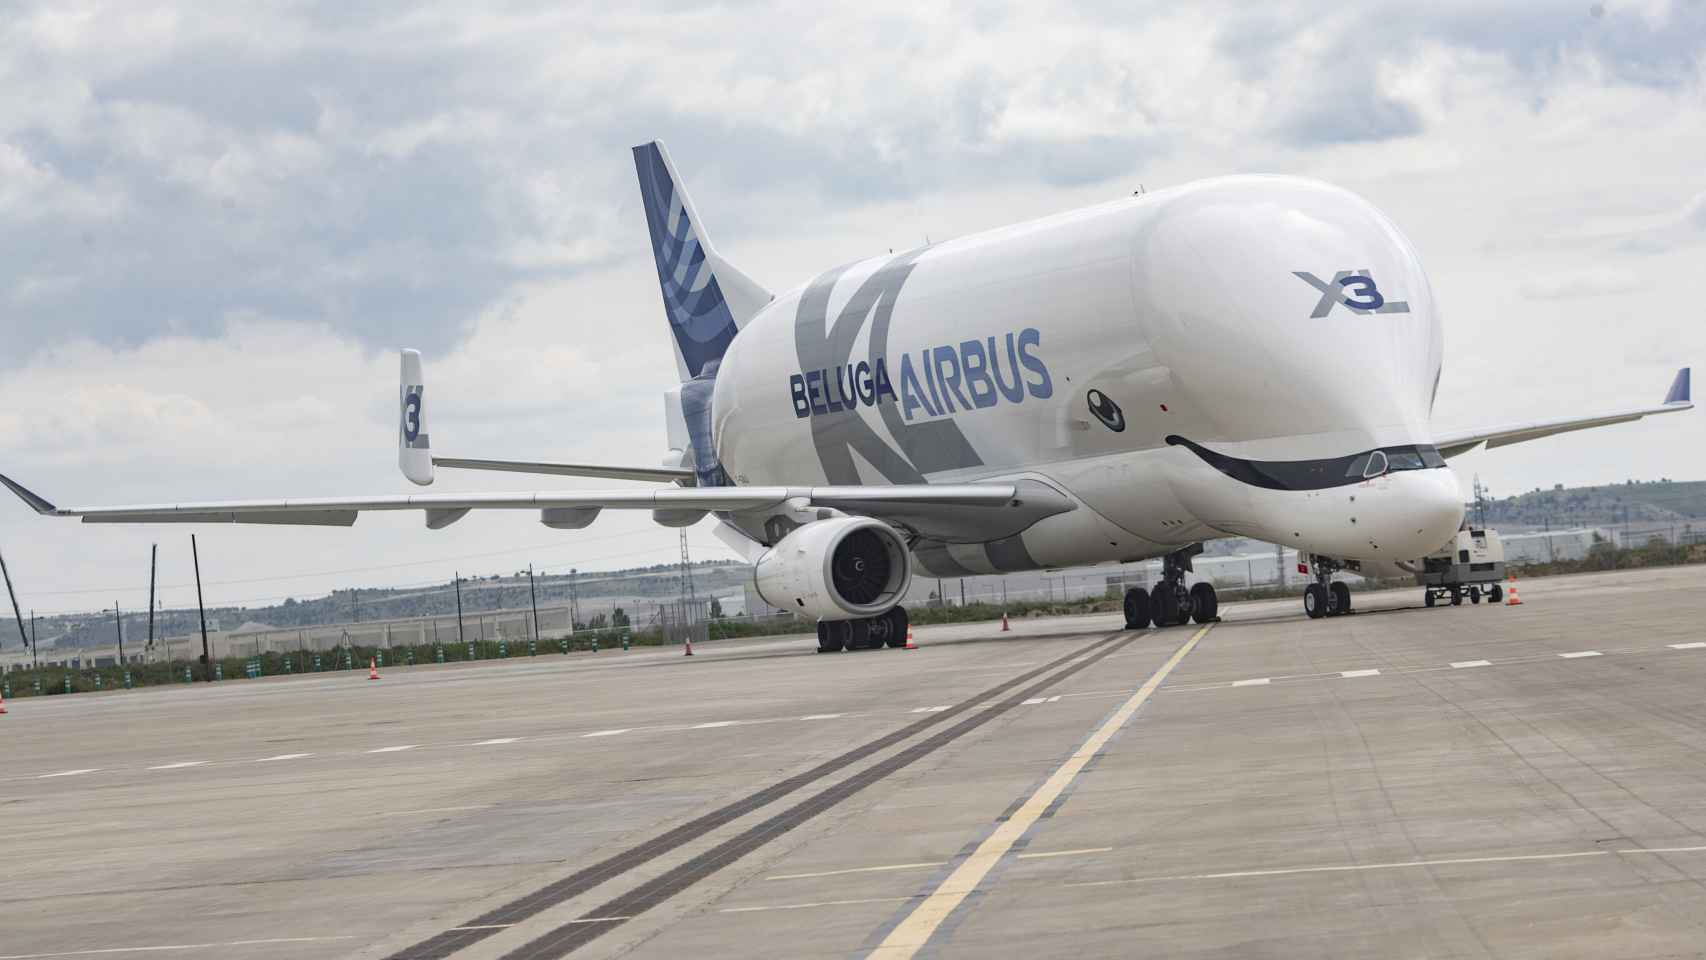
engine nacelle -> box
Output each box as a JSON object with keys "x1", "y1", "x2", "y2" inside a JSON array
[{"x1": 753, "y1": 517, "x2": 912, "y2": 620}]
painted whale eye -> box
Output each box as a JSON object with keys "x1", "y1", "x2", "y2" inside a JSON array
[{"x1": 1086, "y1": 389, "x2": 1126, "y2": 433}]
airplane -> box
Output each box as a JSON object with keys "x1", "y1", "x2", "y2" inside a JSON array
[{"x1": 0, "y1": 141, "x2": 1693, "y2": 651}]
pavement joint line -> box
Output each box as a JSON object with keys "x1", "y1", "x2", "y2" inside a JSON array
[
  {"x1": 1061, "y1": 846, "x2": 1706, "y2": 887},
  {"x1": 1450, "y1": 660, "x2": 1492, "y2": 669},
  {"x1": 1559, "y1": 651, "x2": 1603, "y2": 658},
  {"x1": 1014, "y1": 846, "x2": 1113, "y2": 860},
  {"x1": 868, "y1": 623, "x2": 1214, "y2": 960},
  {"x1": 0, "y1": 935, "x2": 358, "y2": 959},
  {"x1": 722, "y1": 895, "x2": 920, "y2": 915},
  {"x1": 767, "y1": 862, "x2": 947, "y2": 882}
]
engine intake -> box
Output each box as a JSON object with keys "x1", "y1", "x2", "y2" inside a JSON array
[{"x1": 754, "y1": 517, "x2": 911, "y2": 620}]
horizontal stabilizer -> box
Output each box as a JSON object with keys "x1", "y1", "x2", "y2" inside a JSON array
[{"x1": 432, "y1": 457, "x2": 692, "y2": 483}]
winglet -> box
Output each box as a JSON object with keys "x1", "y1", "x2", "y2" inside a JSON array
[
  {"x1": 1664, "y1": 367, "x2": 1691, "y2": 405},
  {"x1": 0, "y1": 472, "x2": 59, "y2": 515}
]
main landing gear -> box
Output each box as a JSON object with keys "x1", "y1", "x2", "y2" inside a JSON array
[
  {"x1": 1302, "y1": 555, "x2": 1353, "y2": 619},
  {"x1": 1124, "y1": 545, "x2": 1219, "y2": 629},
  {"x1": 817, "y1": 605, "x2": 909, "y2": 653}
]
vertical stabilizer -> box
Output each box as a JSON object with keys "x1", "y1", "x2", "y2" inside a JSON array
[
  {"x1": 399, "y1": 349, "x2": 432, "y2": 486},
  {"x1": 633, "y1": 140, "x2": 771, "y2": 381}
]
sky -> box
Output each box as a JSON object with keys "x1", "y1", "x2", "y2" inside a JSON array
[{"x1": 1, "y1": 0, "x2": 1704, "y2": 619}]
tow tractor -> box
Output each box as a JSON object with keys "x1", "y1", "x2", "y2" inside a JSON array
[{"x1": 1416, "y1": 527, "x2": 1507, "y2": 607}]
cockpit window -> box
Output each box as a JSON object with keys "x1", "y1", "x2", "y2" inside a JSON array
[{"x1": 1363, "y1": 450, "x2": 1389, "y2": 477}]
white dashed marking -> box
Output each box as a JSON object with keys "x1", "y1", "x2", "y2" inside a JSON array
[
  {"x1": 474, "y1": 738, "x2": 519, "y2": 746},
  {"x1": 911, "y1": 705, "x2": 950, "y2": 714},
  {"x1": 692, "y1": 721, "x2": 740, "y2": 729},
  {"x1": 37, "y1": 769, "x2": 97, "y2": 779},
  {"x1": 1340, "y1": 669, "x2": 1380, "y2": 678},
  {"x1": 255, "y1": 753, "x2": 312, "y2": 762},
  {"x1": 1558, "y1": 651, "x2": 1602, "y2": 659},
  {"x1": 1668, "y1": 642, "x2": 1706, "y2": 650},
  {"x1": 583, "y1": 729, "x2": 631, "y2": 738},
  {"x1": 1232, "y1": 678, "x2": 1270, "y2": 687},
  {"x1": 149, "y1": 760, "x2": 209, "y2": 770},
  {"x1": 1021, "y1": 697, "x2": 1046, "y2": 705},
  {"x1": 1450, "y1": 660, "x2": 1492, "y2": 669},
  {"x1": 367, "y1": 744, "x2": 418, "y2": 754},
  {"x1": 800, "y1": 714, "x2": 843, "y2": 720}
]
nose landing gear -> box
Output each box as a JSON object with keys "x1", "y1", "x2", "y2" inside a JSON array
[
  {"x1": 1124, "y1": 544, "x2": 1219, "y2": 629},
  {"x1": 1303, "y1": 555, "x2": 1354, "y2": 619}
]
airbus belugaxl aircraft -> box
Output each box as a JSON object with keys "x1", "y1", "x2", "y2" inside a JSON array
[{"x1": 1, "y1": 142, "x2": 1693, "y2": 649}]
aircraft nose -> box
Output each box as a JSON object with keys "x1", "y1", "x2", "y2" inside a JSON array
[{"x1": 1382, "y1": 467, "x2": 1465, "y2": 559}]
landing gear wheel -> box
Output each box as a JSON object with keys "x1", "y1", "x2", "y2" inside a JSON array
[
  {"x1": 1189, "y1": 582, "x2": 1218, "y2": 624},
  {"x1": 816, "y1": 621, "x2": 845, "y2": 653},
  {"x1": 1488, "y1": 584, "x2": 1503, "y2": 604},
  {"x1": 882, "y1": 607, "x2": 909, "y2": 648},
  {"x1": 1150, "y1": 582, "x2": 1179, "y2": 627},
  {"x1": 1304, "y1": 583, "x2": 1329, "y2": 619},
  {"x1": 1123, "y1": 587, "x2": 1152, "y2": 630},
  {"x1": 1424, "y1": 590, "x2": 1436, "y2": 608},
  {"x1": 846, "y1": 619, "x2": 873, "y2": 651},
  {"x1": 1329, "y1": 581, "x2": 1352, "y2": 616},
  {"x1": 1469, "y1": 585, "x2": 1481, "y2": 605},
  {"x1": 1451, "y1": 587, "x2": 1463, "y2": 606}
]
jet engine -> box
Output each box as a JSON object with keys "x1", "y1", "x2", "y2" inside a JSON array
[{"x1": 753, "y1": 517, "x2": 912, "y2": 620}]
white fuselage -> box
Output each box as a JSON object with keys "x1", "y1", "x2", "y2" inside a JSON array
[{"x1": 711, "y1": 175, "x2": 1465, "y2": 576}]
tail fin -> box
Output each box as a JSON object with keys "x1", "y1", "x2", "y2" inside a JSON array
[
  {"x1": 399, "y1": 349, "x2": 433, "y2": 486},
  {"x1": 632, "y1": 140, "x2": 771, "y2": 381}
]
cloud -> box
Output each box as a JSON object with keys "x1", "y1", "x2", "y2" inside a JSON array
[{"x1": 1519, "y1": 266, "x2": 1642, "y2": 300}]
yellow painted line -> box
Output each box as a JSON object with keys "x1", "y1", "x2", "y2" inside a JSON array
[{"x1": 867, "y1": 624, "x2": 1213, "y2": 959}]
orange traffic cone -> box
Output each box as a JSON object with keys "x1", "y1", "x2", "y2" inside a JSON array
[
  {"x1": 368, "y1": 657, "x2": 380, "y2": 680},
  {"x1": 683, "y1": 637, "x2": 694, "y2": 657},
  {"x1": 0, "y1": 689, "x2": 8, "y2": 715},
  {"x1": 1000, "y1": 611, "x2": 1010, "y2": 632},
  {"x1": 1505, "y1": 577, "x2": 1523, "y2": 606},
  {"x1": 904, "y1": 625, "x2": 917, "y2": 651}
]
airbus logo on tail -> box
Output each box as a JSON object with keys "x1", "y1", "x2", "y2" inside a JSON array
[{"x1": 1294, "y1": 270, "x2": 1411, "y2": 318}]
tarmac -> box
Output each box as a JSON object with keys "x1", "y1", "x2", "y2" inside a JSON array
[{"x1": 4, "y1": 564, "x2": 1706, "y2": 960}]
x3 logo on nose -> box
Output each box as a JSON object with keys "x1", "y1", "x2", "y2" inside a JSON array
[{"x1": 1294, "y1": 270, "x2": 1411, "y2": 318}]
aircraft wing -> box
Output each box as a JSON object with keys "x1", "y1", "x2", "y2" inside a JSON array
[
  {"x1": 1433, "y1": 367, "x2": 1691, "y2": 459},
  {"x1": 0, "y1": 472, "x2": 1031, "y2": 531}
]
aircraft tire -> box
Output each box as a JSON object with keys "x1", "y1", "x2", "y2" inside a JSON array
[
  {"x1": 1329, "y1": 581, "x2": 1351, "y2": 616},
  {"x1": 1190, "y1": 582, "x2": 1218, "y2": 624},
  {"x1": 1123, "y1": 587, "x2": 1152, "y2": 630},
  {"x1": 1304, "y1": 583, "x2": 1328, "y2": 619},
  {"x1": 1150, "y1": 583, "x2": 1178, "y2": 627},
  {"x1": 883, "y1": 607, "x2": 909, "y2": 648},
  {"x1": 816, "y1": 621, "x2": 845, "y2": 653}
]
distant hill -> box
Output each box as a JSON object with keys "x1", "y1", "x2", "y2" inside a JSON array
[{"x1": 1478, "y1": 479, "x2": 1706, "y2": 529}]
